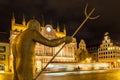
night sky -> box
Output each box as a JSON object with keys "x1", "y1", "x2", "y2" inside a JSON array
[{"x1": 0, "y1": 0, "x2": 120, "y2": 46}]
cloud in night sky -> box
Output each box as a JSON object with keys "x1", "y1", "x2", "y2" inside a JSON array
[{"x1": 0, "y1": 0, "x2": 120, "y2": 46}]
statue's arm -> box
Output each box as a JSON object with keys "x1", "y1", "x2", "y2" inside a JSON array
[{"x1": 32, "y1": 31, "x2": 67, "y2": 47}]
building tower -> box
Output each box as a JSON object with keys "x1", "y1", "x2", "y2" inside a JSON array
[
  {"x1": 11, "y1": 13, "x2": 15, "y2": 30},
  {"x1": 56, "y1": 22, "x2": 60, "y2": 32},
  {"x1": 63, "y1": 24, "x2": 66, "y2": 35},
  {"x1": 22, "y1": 15, "x2": 26, "y2": 26},
  {"x1": 41, "y1": 15, "x2": 45, "y2": 27}
]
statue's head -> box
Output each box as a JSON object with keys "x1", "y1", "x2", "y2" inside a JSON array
[{"x1": 27, "y1": 19, "x2": 41, "y2": 32}]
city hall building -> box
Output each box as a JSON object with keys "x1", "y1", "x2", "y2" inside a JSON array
[{"x1": 9, "y1": 15, "x2": 77, "y2": 72}]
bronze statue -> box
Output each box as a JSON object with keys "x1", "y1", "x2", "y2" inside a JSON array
[{"x1": 12, "y1": 19, "x2": 72, "y2": 80}]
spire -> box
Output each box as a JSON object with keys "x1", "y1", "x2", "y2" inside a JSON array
[
  {"x1": 63, "y1": 24, "x2": 66, "y2": 34},
  {"x1": 41, "y1": 15, "x2": 45, "y2": 27},
  {"x1": 50, "y1": 20, "x2": 53, "y2": 26},
  {"x1": 11, "y1": 13, "x2": 15, "y2": 30},
  {"x1": 56, "y1": 22, "x2": 60, "y2": 32},
  {"x1": 12, "y1": 13, "x2": 15, "y2": 20},
  {"x1": 22, "y1": 14, "x2": 26, "y2": 26}
]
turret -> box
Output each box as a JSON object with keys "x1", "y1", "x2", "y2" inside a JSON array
[
  {"x1": 22, "y1": 15, "x2": 26, "y2": 26},
  {"x1": 50, "y1": 20, "x2": 53, "y2": 27},
  {"x1": 63, "y1": 24, "x2": 66, "y2": 35},
  {"x1": 41, "y1": 15, "x2": 45, "y2": 27},
  {"x1": 56, "y1": 22, "x2": 60, "y2": 32},
  {"x1": 11, "y1": 13, "x2": 15, "y2": 29}
]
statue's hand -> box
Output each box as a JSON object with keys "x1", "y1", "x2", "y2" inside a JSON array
[{"x1": 65, "y1": 36, "x2": 73, "y2": 44}]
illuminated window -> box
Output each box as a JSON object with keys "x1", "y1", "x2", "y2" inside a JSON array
[
  {"x1": 0, "y1": 46, "x2": 6, "y2": 52},
  {"x1": 113, "y1": 47, "x2": 115, "y2": 49},
  {"x1": 0, "y1": 64, "x2": 5, "y2": 71},
  {"x1": 35, "y1": 50, "x2": 39, "y2": 56},
  {"x1": 45, "y1": 47, "x2": 53, "y2": 56},
  {"x1": 0, "y1": 54, "x2": 6, "y2": 60}
]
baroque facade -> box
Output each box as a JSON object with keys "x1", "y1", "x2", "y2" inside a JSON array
[
  {"x1": 98, "y1": 32, "x2": 120, "y2": 68},
  {"x1": 9, "y1": 15, "x2": 77, "y2": 72},
  {"x1": 75, "y1": 39, "x2": 92, "y2": 63}
]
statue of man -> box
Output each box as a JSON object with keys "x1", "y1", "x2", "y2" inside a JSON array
[{"x1": 12, "y1": 19, "x2": 73, "y2": 80}]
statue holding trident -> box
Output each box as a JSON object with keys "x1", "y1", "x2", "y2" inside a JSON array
[{"x1": 12, "y1": 19, "x2": 73, "y2": 80}]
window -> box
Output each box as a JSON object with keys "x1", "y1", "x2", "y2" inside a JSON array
[
  {"x1": 0, "y1": 54, "x2": 6, "y2": 60},
  {"x1": 0, "y1": 46, "x2": 6, "y2": 52},
  {"x1": 35, "y1": 50, "x2": 39, "y2": 56},
  {"x1": 0, "y1": 64, "x2": 5, "y2": 71}
]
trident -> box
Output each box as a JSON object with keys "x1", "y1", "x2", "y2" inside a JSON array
[{"x1": 33, "y1": 4, "x2": 100, "y2": 80}]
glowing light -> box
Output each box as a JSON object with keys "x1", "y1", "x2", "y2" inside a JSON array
[
  {"x1": 43, "y1": 72, "x2": 68, "y2": 76},
  {"x1": 85, "y1": 57, "x2": 92, "y2": 63},
  {"x1": 118, "y1": 59, "x2": 120, "y2": 62},
  {"x1": 46, "y1": 27, "x2": 51, "y2": 32},
  {"x1": 36, "y1": 61, "x2": 40, "y2": 66},
  {"x1": 43, "y1": 70, "x2": 107, "y2": 76},
  {"x1": 78, "y1": 63, "x2": 109, "y2": 70},
  {"x1": 86, "y1": 58, "x2": 91, "y2": 61},
  {"x1": 113, "y1": 47, "x2": 115, "y2": 49}
]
